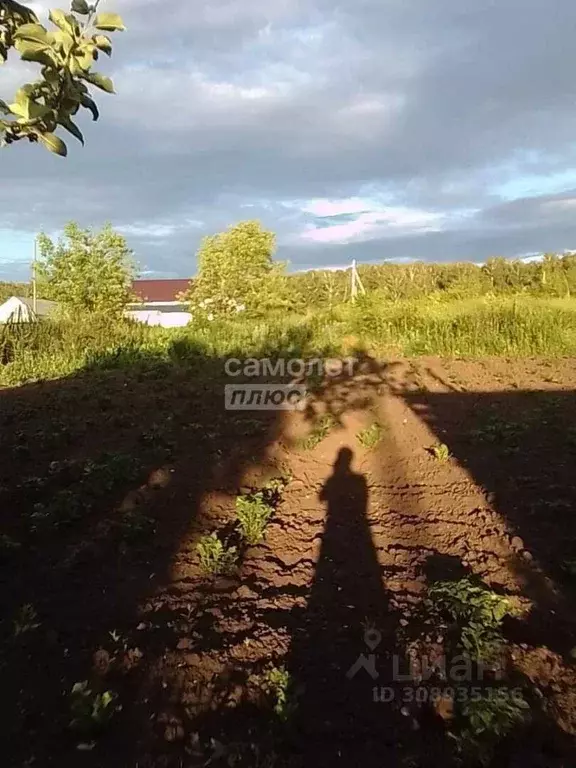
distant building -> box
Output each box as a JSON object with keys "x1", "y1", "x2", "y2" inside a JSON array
[
  {"x1": 0, "y1": 296, "x2": 58, "y2": 323},
  {"x1": 127, "y1": 279, "x2": 192, "y2": 327}
]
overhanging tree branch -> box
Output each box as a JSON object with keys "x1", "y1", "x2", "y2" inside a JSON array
[{"x1": 0, "y1": 0, "x2": 124, "y2": 156}]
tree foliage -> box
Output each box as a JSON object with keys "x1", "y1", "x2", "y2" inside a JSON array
[
  {"x1": 37, "y1": 221, "x2": 136, "y2": 316},
  {"x1": 0, "y1": 280, "x2": 30, "y2": 302},
  {"x1": 283, "y1": 253, "x2": 576, "y2": 309},
  {"x1": 186, "y1": 221, "x2": 285, "y2": 319},
  {"x1": 0, "y1": 0, "x2": 124, "y2": 155}
]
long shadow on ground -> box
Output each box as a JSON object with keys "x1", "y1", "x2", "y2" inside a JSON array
[
  {"x1": 0, "y1": 327, "x2": 334, "y2": 766},
  {"x1": 3, "y1": 346, "x2": 576, "y2": 767},
  {"x1": 399, "y1": 388, "x2": 576, "y2": 656}
]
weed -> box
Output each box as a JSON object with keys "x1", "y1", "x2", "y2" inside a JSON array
[
  {"x1": 472, "y1": 418, "x2": 520, "y2": 441},
  {"x1": 13, "y1": 604, "x2": 41, "y2": 636},
  {"x1": 263, "y1": 666, "x2": 296, "y2": 722},
  {"x1": 566, "y1": 426, "x2": 576, "y2": 449},
  {"x1": 0, "y1": 533, "x2": 21, "y2": 552},
  {"x1": 24, "y1": 452, "x2": 143, "y2": 533},
  {"x1": 69, "y1": 681, "x2": 119, "y2": 733},
  {"x1": 357, "y1": 421, "x2": 383, "y2": 449},
  {"x1": 456, "y1": 690, "x2": 530, "y2": 766},
  {"x1": 428, "y1": 578, "x2": 514, "y2": 662},
  {"x1": 561, "y1": 559, "x2": 576, "y2": 578},
  {"x1": 431, "y1": 443, "x2": 451, "y2": 462},
  {"x1": 196, "y1": 533, "x2": 238, "y2": 575},
  {"x1": 297, "y1": 413, "x2": 336, "y2": 451},
  {"x1": 260, "y1": 475, "x2": 290, "y2": 508},
  {"x1": 115, "y1": 510, "x2": 156, "y2": 542},
  {"x1": 236, "y1": 492, "x2": 274, "y2": 545}
]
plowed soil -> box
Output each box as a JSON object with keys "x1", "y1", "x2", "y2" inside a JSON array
[{"x1": 1, "y1": 355, "x2": 576, "y2": 767}]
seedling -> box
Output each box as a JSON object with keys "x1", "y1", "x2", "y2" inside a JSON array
[
  {"x1": 470, "y1": 416, "x2": 527, "y2": 452},
  {"x1": 69, "y1": 681, "x2": 119, "y2": 733},
  {"x1": 0, "y1": 534, "x2": 21, "y2": 552},
  {"x1": 13, "y1": 604, "x2": 40, "y2": 636},
  {"x1": 116, "y1": 510, "x2": 155, "y2": 542},
  {"x1": 263, "y1": 666, "x2": 296, "y2": 722},
  {"x1": 561, "y1": 559, "x2": 576, "y2": 578},
  {"x1": 431, "y1": 443, "x2": 451, "y2": 462},
  {"x1": 428, "y1": 578, "x2": 514, "y2": 663},
  {"x1": 196, "y1": 533, "x2": 238, "y2": 575},
  {"x1": 357, "y1": 422, "x2": 383, "y2": 450},
  {"x1": 236, "y1": 492, "x2": 274, "y2": 545},
  {"x1": 456, "y1": 691, "x2": 530, "y2": 766},
  {"x1": 297, "y1": 413, "x2": 336, "y2": 451}
]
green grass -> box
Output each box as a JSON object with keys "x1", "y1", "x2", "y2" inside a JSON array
[
  {"x1": 344, "y1": 295, "x2": 576, "y2": 357},
  {"x1": 356, "y1": 422, "x2": 384, "y2": 450},
  {"x1": 296, "y1": 413, "x2": 337, "y2": 451},
  {"x1": 2, "y1": 296, "x2": 576, "y2": 389}
]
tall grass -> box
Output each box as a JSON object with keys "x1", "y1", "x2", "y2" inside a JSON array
[
  {"x1": 2, "y1": 296, "x2": 576, "y2": 388},
  {"x1": 344, "y1": 296, "x2": 576, "y2": 357}
]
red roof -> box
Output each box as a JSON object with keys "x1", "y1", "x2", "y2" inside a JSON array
[{"x1": 132, "y1": 279, "x2": 191, "y2": 302}]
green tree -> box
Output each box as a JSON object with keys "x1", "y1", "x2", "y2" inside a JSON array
[
  {"x1": 186, "y1": 221, "x2": 284, "y2": 319},
  {"x1": 0, "y1": 0, "x2": 124, "y2": 155},
  {"x1": 0, "y1": 280, "x2": 30, "y2": 302},
  {"x1": 37, "y1": 222, "x2": 136, "y2": 316}
]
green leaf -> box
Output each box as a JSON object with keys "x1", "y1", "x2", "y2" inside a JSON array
[
  {"x1": 83, "y1": 71, "x2": 115, "y2": 93},
  {"x1": 13, "y1": 23, "x2": 50, "y2": 44},
  {"x1": 38, "y1": 132, "x2": 68, "y2": 156},
  {"x1": 49, "y1": 9, "x2": 79, "y2": 37},
  {"x1": 70, "y1": 45, "x2": 94, "y2": 73},
  {"x1": 8, "y1": 102, "x2": 27, "y2": 119},
  {"x1": 0, "y1": 99, "x2": 9, "y2": 115},
  {"x1": 71, "y1": 0, "x2": 90, "y2": 14},
  {"x1": 93, "y1": 34, "x2": 112, "y2": 56},
  {"x1": 60, "y1": 117, "x2": 84, "y2": 145},
  {"x1": 93, "y1": 13, "x2": 125, "y2": 32},
  {"x1": 14, "y1": 38, "x2": 54, "y2": 66},
  {"x1": 28, "y1": 101, "x2": 52, "y2": 120},
  {"x1": 100, "y1": 690, "x2": 113, "y2": 708},
  {"x1": 52, "y1": 28, "x2": 76, "y2": 55},
  {"x1": 7, "y1": 88, "x2": 49, "y2": 121},
  {"x1": 80, "y1": 95, "x2": 99, "y2": 121}
]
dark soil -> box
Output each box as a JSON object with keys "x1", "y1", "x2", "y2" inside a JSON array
[{"x1": 1, "y1": 354, "x2": 576, "y2": 767}]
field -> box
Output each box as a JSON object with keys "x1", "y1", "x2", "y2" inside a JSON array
[{"x1": 2, "y1": 299, "x2": 576, "y2": 766}]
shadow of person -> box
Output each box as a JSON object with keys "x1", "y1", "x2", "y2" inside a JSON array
[{"x1": 286, "y1": 447, "x2": 403, "y2": 766}]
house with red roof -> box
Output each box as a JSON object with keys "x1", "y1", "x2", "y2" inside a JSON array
[{"x1": 127, "y1": 278, "x2": 193, "y2": 327}]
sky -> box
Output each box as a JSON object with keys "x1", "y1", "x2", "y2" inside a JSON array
[{"x1": 2, "y1": 0, "x2": 576, "y2": 280}]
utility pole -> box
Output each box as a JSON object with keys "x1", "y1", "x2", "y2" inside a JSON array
[
  {"x1": 32, "y1": 236, "x2": 38, "y2": 313},
  {"x1": 350, "y1": 259, "x2": 366, "y2": 303}
]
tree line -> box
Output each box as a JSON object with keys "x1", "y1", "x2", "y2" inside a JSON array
[{"x1": 1, "y1": 220, "x2": 576, "y2": 321}]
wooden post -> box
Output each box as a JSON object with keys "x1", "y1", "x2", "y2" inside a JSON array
[{"x1": 32, "y1": 236, "x2": 38, "y2": 314}]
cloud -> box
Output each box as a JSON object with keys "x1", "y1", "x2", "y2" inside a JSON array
[
  {"x1": 300, "y1": 201, "x2": 445, "y2": 244},
  {"x1": 2, "y1": 0, "x2": 576, "y2": 279}
]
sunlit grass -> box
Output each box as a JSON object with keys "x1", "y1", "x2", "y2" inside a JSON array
[{"x1": 2, "y1": 296, "x2": 576, "y2": 388}]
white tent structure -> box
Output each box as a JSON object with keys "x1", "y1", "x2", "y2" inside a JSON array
[{"x1": 0, "y1": 296, "x2": 57, "y2": 323}]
